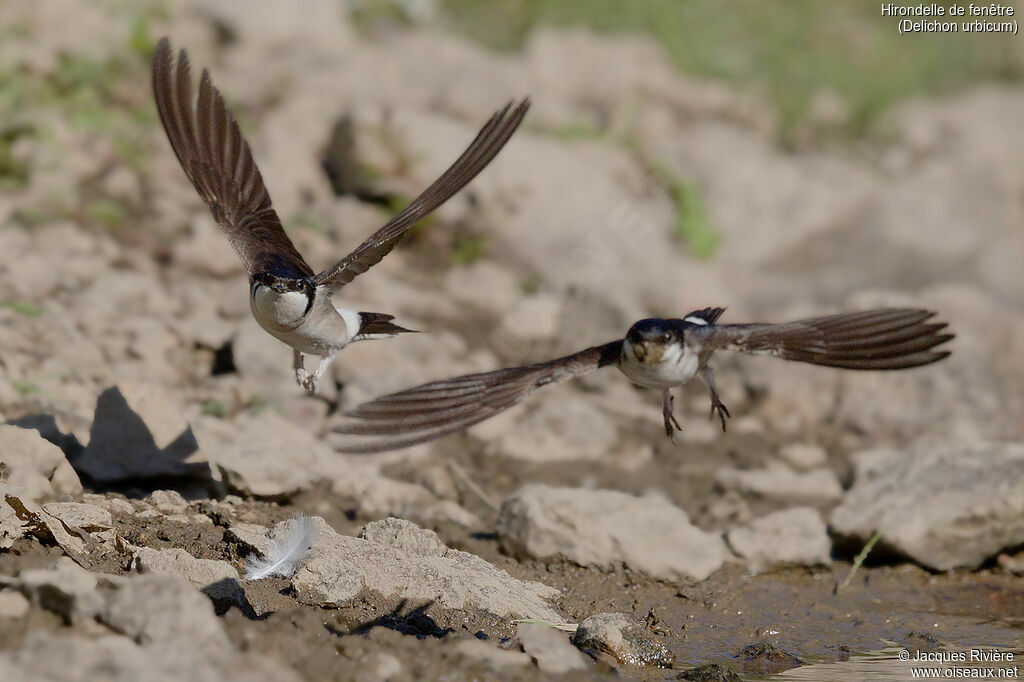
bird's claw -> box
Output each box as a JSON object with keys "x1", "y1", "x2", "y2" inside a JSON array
[
  {"x1": 295, "y1": 368, "x2": 319, "y2": 396},
  {"x1": 663, "y1": 393, "x2": 682, "y2": 444},
  {"x1": 665, "y1": 416, "x2": 682, "y2": 444},
  {"x1": 709, "y1": 400, "x2": 730, "y2": 432}
]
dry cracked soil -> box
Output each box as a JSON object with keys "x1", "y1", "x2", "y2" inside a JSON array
[{"x1": 1, "y1": 1, "x2": 1023, "y2": 681}]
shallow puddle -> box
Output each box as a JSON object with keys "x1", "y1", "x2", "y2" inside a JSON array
[{"x1": 775, "y1": 646, "x2": 1024, "y2": 681}]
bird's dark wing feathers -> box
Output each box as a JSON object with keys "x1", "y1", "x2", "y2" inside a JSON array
[
  {"x1": 333, "y1": 340, "x2": 621, "y2": 453},
  {"x1": 152, "y1": 38, "x2": 314, "y2": 278},
  {"x1": 683, "y1": 306, "x2": 727, "y2": 325},
  {"x1": 700, "y1": 308, "x2": 953, "y2": 370},
  {"x1": 314, "y1": 98, "x2": 530, "y2": 293}
]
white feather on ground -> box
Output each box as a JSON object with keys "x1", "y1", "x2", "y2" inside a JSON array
[{"x1": 244, "y1": 515, "x2": 320, "y2": 580}]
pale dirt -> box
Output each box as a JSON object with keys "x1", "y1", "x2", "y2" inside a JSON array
[{"x1": 1, "y1": 1, "x2": 1023, "y2": 680}]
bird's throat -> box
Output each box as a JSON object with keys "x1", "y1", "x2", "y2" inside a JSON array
[{"x1": 250, "y1": 285, "x2": 313, "y2": 331}]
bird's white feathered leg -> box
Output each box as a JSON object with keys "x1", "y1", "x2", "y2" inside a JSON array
[
  {"x1": 304, "y1": 349, "x2": 339, "y2": 396},
  {"x1": 293, "y1": 349, "x2": 313, "y2": 391}
]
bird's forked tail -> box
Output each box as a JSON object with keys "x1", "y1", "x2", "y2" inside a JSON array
[{"x1": 354, "y1": 312, "x2": 417, "y2": 341}]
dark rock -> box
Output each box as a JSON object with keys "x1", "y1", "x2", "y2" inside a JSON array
[
  {"x1": 573, "y1": 612, "x2": 675, "y2": 668},
  {"x1": 677, "y1": 663, "x2": 742, "y2": 681},
  {"x1": 736, "y1": 641, "x2": 801, "y2": 675}
]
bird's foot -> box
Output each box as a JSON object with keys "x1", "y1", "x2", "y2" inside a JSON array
[
  {"x1": 709, "y1": 399, "x2": 730, "y2": 432},
  {"x1": 295, "y1": 368, "x2": 318, "y2": 396},
  {"x1": 663, "y1": 392, "x2": 682, "y2": 444},
  {"x1": 664, "y1": 416, "x2": 683, "y2": 443}
]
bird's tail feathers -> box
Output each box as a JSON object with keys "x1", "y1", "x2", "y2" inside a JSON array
[{"x1": 353, "y1": 312, "x2": 418, "y2": 341}]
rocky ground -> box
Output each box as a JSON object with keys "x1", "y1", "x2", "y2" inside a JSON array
[{"x1": 2, "y1": 1, "x2": 1024, "y2": 680}]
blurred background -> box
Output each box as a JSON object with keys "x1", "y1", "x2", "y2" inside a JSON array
[
  {"x1": 2, "y1": 1, "x2": 1024, "y2": 677},
  {"x1": 1, "y1": 0, "x2": 1021, "y2": 439}
]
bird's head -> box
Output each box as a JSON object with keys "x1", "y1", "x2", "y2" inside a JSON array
[
  {"x1": 253, "y1": 273, "x2": 314, "y2": 296},
  {"x1": 625, "y1": 318, "x2": 681, "y2": 364}
]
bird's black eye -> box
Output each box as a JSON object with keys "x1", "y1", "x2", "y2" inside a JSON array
[{"x1": 662, "y1": 332, "x2": 672, "y2": 342}]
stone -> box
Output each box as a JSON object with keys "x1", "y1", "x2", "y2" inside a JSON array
[
  {"x1": 488, "y1": 397, "x2": 618, "y2": 461},
  {"x1": 997, "y1": 550, "x2": 1024, "y2": 574},
  {"x1": 830, "y1": 440, "x2": 1024, "y2": 570},
  {"x1": 5, "y1": 495, "x2": 89, "y2": 563},
  {"x1": 79, "y1": 494, "x2": 134, "y2": 515},
  {"x1": 99, "y1": 574, "x2": 231, "y2": 658},
  {"x1": 736, "y1": 641, "x2": 802, "y2": 676},
  {"x1": 418, "y1": 500, "x2": 482, "y2": 529},
  {"x1": 353, "y1": 652, "x2": 403, "y2": 682},
  {"x1": 0, "y1": 424, "x2": 82, "y2": 501},
  {"x1": 494, "y1": 294, "x2": 563, "y2": 342},
  {"x1": 497, "y1": 485, "x2": 726, "y2": 582},
  {"x1": 678, "y1": 663, "x2": 742, "y2": 681},
  {"x1": 451, "y1": 639, "x2": 531, "y2": 669},
  {"x1": 714, "y1": 465, "x2": 843, "y2": 505},
  {"x1": 727, "y1": 507, "x2": 832, "y2": 572},
  {"x1": 357, "y1": 517, "x2": 447, "y2": 557},
  {"x1": 42, "y1": 502, "x2": 113, "y2": 531},
  {"x1": 133, "y1": 547, "x2": 243, "y2": 608},
  {"x1": 196, "y1": 412, "x2": 334, "y2": 499},
  {"x1": 227, "y1": 522, "x2": 272, "y2": 555},
  {"x1": 442, "y1": 260, "x2": 525, "y2": 313},
  {"x1": 16, "y1": 557, "x2": 103, "y2": 625},
  {"x1": 0, "y1": 631, "x2": 302, "y2": 682},
  {"x1": 0, "y1": 633, "x2": 184, "y2": 682},
  {"x1": 147, "y1": 490, "x2": 188, "y2": 514},
  {"x1": 230, "y1": 315, "x2": 305, "y2": 391},
  {"x1": 572, "y1": 612, "x2": 674, "y2": 668},
  {"x1": 706, "y1": 490, "x2": 752, "y2": 526},
  {"x1": 0, "y1": 589, "x2": 30, "y2": 618},
  {"x1": 75, "y1": 384, "x2": 205, "y2": 481},
  {"x1": 0, "y1": 491, "x2": 23, "y2": 549},
  {"x1": 330, "y1": 463, "x2": 437, "y2": 519},
  {"x1": 777, "y1": 443, "x2": 828, "y2": 471},
  {"x1": 173, "y1": 216, "x2": 246, "y2": 278},
  {"x1": 49, "y1": 460, "x2": 84, "y2": 497},
  {"x1": 517, "y1": 622, "x2": 589, "y2": 673},
  {"x1": 290, "y1": 516, "x2": 561, "y2": 622}
]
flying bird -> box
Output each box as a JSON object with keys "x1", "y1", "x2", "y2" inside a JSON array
[
  {"x1": 152, "y1": 38, "x2": 529, "y2": 394},
  {"x1": 333, "y1": 307, "x2": 953, "y2": 452}
]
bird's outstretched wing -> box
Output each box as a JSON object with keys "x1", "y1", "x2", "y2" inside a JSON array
[
  {"x1": 682, "y1": 306, "x2": 726, "y2": 325},
  {"x1": 313, "y1": 99, "x2": 530, "y2": 293},
  {"x1": 152, "y1": 38, "x2": 314, "y2": 279},
  {"x1": 333, "y1": 340, "x2": 621, "y2": 453},
  {"x1": 696, "y1": 308, "x2": 953, "y2": 369}
]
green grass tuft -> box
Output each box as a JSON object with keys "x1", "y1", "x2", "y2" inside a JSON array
[
  {"x1": 85, "y1": 198, "x2": 128, "y2": 230},
  {"x1": 0, "y1": 124, "x2": 33, "y2": 190},
  {"x1": 650, "y1": 161, "x2": 720, "y2": 260},
  {"x1": 128, "y1": 15, "x2": 156, "y2": 58},
  {"x1": 450, "y1": 232, "x2": 488, "y2": 265},
  {"x1": 836, "y1": 529, "x2": 883, "y2": 594},
  {"x1": 11, "y1": 380, "x2": 39, "y2": 396},
  {"x1": 550, "y1": 120, "x2": 604, "y2": 141},
  {"x1": 200, "y1": 399, "x2": 228, "y2": 418},
  {"x1": 435, "y1": 0, "x2": 1024, "y2": 139},
  {"x1": 513, "y1": 618, "x2": 579, "y2": 632},
  {"x1": 0, "y1": 300, "x2": 45, "y2": 317}
]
